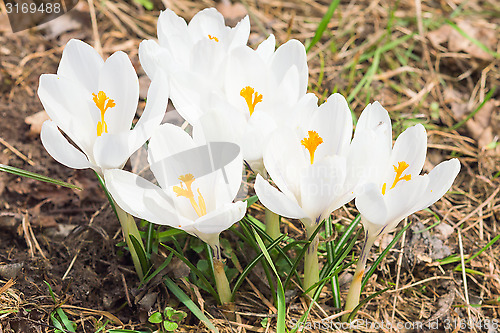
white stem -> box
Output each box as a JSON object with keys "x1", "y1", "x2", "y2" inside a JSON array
[
  {"x1": 265, "y1": 208, "x2": 280, "y2": 240},
  {"x1": 343, "y1": 232, "x2": 376, "y2": 321},
  {"x1": 304, "y1": 225, "x2": 320, "y2": 298}
]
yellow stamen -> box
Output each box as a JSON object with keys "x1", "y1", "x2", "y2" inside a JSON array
[
  {"x1": 173, "y1": 173, "x2": 207, "y2": 217},
  {"x1": 208, "y1": 35, "x2": 219, "y2": 42},
  {"x1": 381, "y1": 161, "x2": 411, "y2": 195},
  {"x1": 240, "y1": 86, "x2": 263, "y2": 116},
  {"x1": 92, "y1": 91, "x2": 115, "y2": 136},
  {"x1": 301, "y1": 131, "x2": 323, "y2": 164}
]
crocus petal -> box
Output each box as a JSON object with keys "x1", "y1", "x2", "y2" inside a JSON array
[
  {"x1": 412, "y1": 158, "x2": 461, "y2": 212},
  {"x1": 98, "y1": 51, "x2": 139, "y2": 134},
  {"x1": 270, "y1": 39, "x2": 308, "y2": 95},
  {"x1": 138, "y1": 40, "x2": 163, "y2": 79},
  {"x1": 300, "y1": 155, "x2": 347, "y2": 222},
  {"x1": 241, "y1": 110, "x2": 276, "y2": 163},
  {"x1": 388, "y1": 123, "x2": 427, "y2": 180},
  {"x1": 192, "y1": 102, "x2": 246, "y2": 146},
  {"x1": 263, "y1": 128, "x2": 307, "y2": 199},
  {"x1": 224, "y1": 46, "x2": 268, "y2": 112},
  {"x1": 157, "y1": 9, "x2": 191, "y2": 65},
  {"x1": 187, "y1": 8, "x2": 226, "y2": 42},
  {"x1": 344, "y1": 125, "x2": 391, "y2": 191},
  {"x1": 148, "y1": 123, "x2": 197, "y2": 188},
  {"x1": 255, "y1": 174, "x2": 309, "y2": 221},
  {"x1": 192, "y1": 201, "x2": 246, "y2": 236},
  {"x1": 256, "y1": 34, "x2": 276, "y2": 63},
  {"x1": 227, "y1": 15, "x2": 250, "y2": 50},
  {"x1": 41, "y1": 120, "x2": 91, "y2": 169},
  {"x1": 384, "y1": 175, "x2": 430, "y2": 231},
  {"x1": 355, "y1": 182, "x2": 388, "y2": 226},
  {"x1": 311, "y1": 93, "x2": 352, "y2": 159},
  {"x1": 355, "y1": 101, "x2": 392, "y2": 150},
  {"x1": 93, "y1": 131, "x2": 141, "y2": 171},
  {"x1": 104, "y1": 169, "x2": 186, "y2": 226},
  {"x1": 57, "y1": 39, "x2": 103, "y2": 91},
  {"x1": 38, "y1": 74, "x2": 95, "y2": 152},
  {"x1": 133, "y1": 73, "x2": 170, "y2": 142}
]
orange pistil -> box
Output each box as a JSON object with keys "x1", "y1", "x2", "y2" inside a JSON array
[
  {"x1": 208, "y1": 35, "x2": 219, "y2": 42},
  {"x1": 301, "y1": 131, "x2": 324, "y2": 164},
  {"x1": 92, "y1": 91, "x2": 115, "y2": 136},
  {"x1": 240, "y1": 86, "x2": 263, "y2": 116},
  {"x1": 381, "y1": 161, "x2": 411, "y2": 195},
  {"x1": 173, "y1": 174, "x2": 207, "y2": 217}
]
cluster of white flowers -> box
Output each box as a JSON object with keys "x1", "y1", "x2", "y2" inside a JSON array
[{"x1": 38, "y1": 7, "x2": 460, "y2": 309}]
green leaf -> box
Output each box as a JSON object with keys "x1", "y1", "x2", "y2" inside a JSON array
[
  {"x1": 231, "y1": 233, "x2": 287, "y2": 300},
  {"x1": 0, "y1": 164, "x2": 81, "y2": 190},
  {"x1": 133, "y1": 0, "x2": 153, "y2": 10},
  {"x1": 160, "y1": 244, "x2": 219, "y2": 301},
  {"x1": 252, "y1": 227, "x2": 286, "y2": 333},
  {"x1": 163, "y1": 321, "x2": 178, "y2": 331},
  {"x1": 129, "y1": 234, "x2": 151, "y2": 277},
  {"x1": 148, "y1": 312, "x2": 163, "y2": 324},
  {"x1": 306, "y1": 0, "x2": 341, "y2": 52},
  {"x1": 244, "y1": 195, "x2": 259, "y2": 207},
  {"x1": 361, "y1": 222, "x2": 412, "y2": 291},
  {"x1": 164, "y1": 276, "x2": 218, "y2": 333},
  {"x1": 347, "y1": 287, "x2": 391, "y2": 321},
  {"x1": 451, "y1": 86, "x2": 497, "y2": 130}
]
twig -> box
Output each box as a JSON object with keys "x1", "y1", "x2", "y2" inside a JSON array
[
  {"x1": 458, "y1": 229, "x2": 472, "y2": 322},
  {"x1": 452, "y1": 187, "x2": 500, "y2": 229},
  {"x1": 87, "y1": 0, "x2": 103, "y2": 57},
  {"x1": 0, "y1": 137, "x2": 35, "y2": 166},
  {"x1": 391, "y1": 219, "x2": 407, "y2": 322}
]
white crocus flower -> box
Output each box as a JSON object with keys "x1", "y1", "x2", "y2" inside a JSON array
[
  {"x1": 139, "y1": 7, "x2": 250, "y2": 120},
  {"x1": 343, "y1": 102, "x2": 460, "y2": 320},
  {"x1": 193, "y1": 35, "x2": 309, "y2": 174},
  {"x1": 104, "y1": 123, "x2": 246, "y2": 250},
  {"x1": 254, "y1": 93, "x2": 354, "y2": 296},
  {"x1": 38, "y1": 39, "x2": 169, "y2": 176},
  {"x1": 104, "y1": 123, "x2": 246, "y2": 303}
]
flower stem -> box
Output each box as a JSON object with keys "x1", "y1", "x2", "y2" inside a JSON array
[
  {"x1": 265, "y1": 208, "x2": 280, "y2": 240},
  {"x1": 343, "y1": 232, "x2": 376, "y2": 321},
  {"x1": 212, "y1": 256, "x2": 231, "y2": 305},
  {"x1": 114, "y1": 201, "x2": 145, "y2": 280},
  {"x1": 303, "y1": 225, "x2": 320, "y2": 299}
]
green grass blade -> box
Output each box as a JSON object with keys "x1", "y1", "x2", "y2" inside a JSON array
[
  {"x1": 446, "y1": 19, "x2": 500, "y2": 59},
  {"x1": 347, "y1": 287, "x2": 391, "y2": 321},
  {"x1": 306, "y1": 0, "x2": 341, "y2": 53},
  {"x1": 361, "y1": 222, "x2": 412, "y2": 291},
  {"x1": 252, "y1": 228, "x2": 286, "y2": 333},
  {"x1": 243, "y1": 216, "x2": 300, "y2": 283},
  {"x1": 283, "y1": 219, "x2": 326, "y2": 290},
  {"x1": 324, "y1": 216, "x2": 341, "y2": 308},
  {"x1": 0, "y1": 164, "x2": 81, "y2": 190},
  {"x1": 129, "y1": 235, "x2": 151, "y2": 277},
  {"x1": 451, "y1": 86, "x2": 496, "y2": 130},
  {"x1": 231, "y1": 234, "x2": 287, "y2": 300},
  {"x1": 157, "y1": 228, "x2": 186, "y2": 242},
  {"x1": 455, "y1": 233, "x2": 500, "y2": 272},
  {"x1": 244, "y1": 195, "x2": 259, "y2": 207},
  {"x1": 145, "y1": 222, "x2": 154, "y2": 255},
  {"x1": 160, "y1": 244, "x2": 219, "y2": 301},
  {"x1": 164, "y1": 276, "x2": 219, "y2": 333},
  {"x1": 333, "y1": 215, "x2": 361, "y2": 257},
  {"x1": 139, "y1": 252, "x2": 173, "y2": 288}
]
